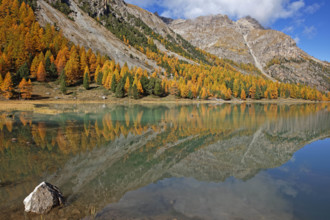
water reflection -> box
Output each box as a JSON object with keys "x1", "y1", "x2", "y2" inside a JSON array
[{"x1": 0, "y1": 103, "x2": 329, "y2": 219}]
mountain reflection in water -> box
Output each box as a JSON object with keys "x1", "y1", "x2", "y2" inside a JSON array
[{"x1": 0, "y1": 103, "x2": 329, "y2": 219}]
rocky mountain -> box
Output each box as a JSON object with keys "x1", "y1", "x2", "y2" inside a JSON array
[
  {"x1": 36, "y1": 0, "x2": 206, "y2": 71},
  {"x1": 36, "y1": 0, "x2": 158, "y2": 71},
  {"x1": 35, "y1": 0, "x2": 329, "y2": 91},
  {"x1": 169, "y1": 15, "x2": 330, "y2": 91}
]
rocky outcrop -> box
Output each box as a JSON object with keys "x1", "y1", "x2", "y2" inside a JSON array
[
  {"x1": 23, "y1": 182, "x2": 64, "y2": 214},
  {"x1": 170, "y1": 15, "x2": 254, "y2": 65},
  {"x1": 170, "y1": 15, "x2": 330, "y2": 91}
]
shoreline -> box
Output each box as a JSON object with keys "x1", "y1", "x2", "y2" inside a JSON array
[{"x1": 0, "y1": 97, "x2": 328, "y2": 111}]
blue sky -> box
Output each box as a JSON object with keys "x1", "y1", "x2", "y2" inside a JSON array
[{"x1": 126, "y1": 0, "x2": 329, "y2": 62}]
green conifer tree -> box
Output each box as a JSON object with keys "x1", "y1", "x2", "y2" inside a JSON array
[
  {"x1": 97, "y1": 72, "x2": 103, "y2": 85},
  {"x1": 147, "y1": 78, "x2": 155, "y2": 95},
  {"x1": 115, "y1": 79, "x2": 124, "y2": 98},
  {"x1": 129, "y1": 84, "x2": 140, "y2": 99},
  {"x1": 83, "y1": 71, "x2": 90, "y2": 90},
  {"x1": 45, "y1": 57, "x2": 51, "y2": 78},
  {"x1": 59, "y1": 70, "x2": 67, "y2": 94},
  {"x1": 17, "y1": 62, "x2": 30, "y2": 80},
  {"x1": 49, "y1": 63, "x2": 57, "y2": 80},
  {"x1": 154, "y1": 80, "x2": 163, "y2": 97},
  {"x1": 255, "y1": 85, "x2": 261, "y2": 100},
  {"x1": 111, "y1": 74, "x2": 117, "y2": 93}
]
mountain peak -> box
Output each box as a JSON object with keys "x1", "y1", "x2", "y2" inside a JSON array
[
  {"x1": 154, "y1": 12, "x2": 174, "y2": 25},
  {"x1": 236, "y1": 16, "x2": 264, "y2": 34}
]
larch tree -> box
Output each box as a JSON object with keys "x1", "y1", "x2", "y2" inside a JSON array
[
  {"x1": 89, "y1": 53, "x2": 97, "y2": 73},
  {"x1": 65, "y1": 51, "x2": 79, "y2": 85},
  {"x1": 124, "y1": 77, "x2": 130, "y2": 94},
  {"x1": 1, "y1": 72, "x2": 13, "y2": 99},
  {"x1": 170, "y1": 81, "x2": 179, "y2": 97},
  {"x1": 249, "y1": 84, "x2": 256, "y2": 99},
  {"x1": 240, "y1": 89, "x2": 246, "y2": 100},
  {"x1": 180, "y1": 84, "x2": 189, "y2": 98},
  {"x1": 30, "y1": 56, "x2": 39, "y2": 78},
  {"x1": 18, "y1": 78, "x2": 32, "y2": 99},
  {"x1": 200, "y1": 87, "x2": 208, "y2": 100},
  {"x1": 80, "y1": 51, "x2": 88, "y2": 72},
  {"x1": 37, "y1": 62, "x2": 46, "y2": 82}
]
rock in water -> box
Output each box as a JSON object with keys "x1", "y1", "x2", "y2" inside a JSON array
[{"x1": 23, "y1": 182, "x2": 64, "y2": 214}]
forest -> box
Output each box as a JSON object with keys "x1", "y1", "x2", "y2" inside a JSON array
[{"x1": 0, "y1": 0, "x2": 329, "y2": 101}]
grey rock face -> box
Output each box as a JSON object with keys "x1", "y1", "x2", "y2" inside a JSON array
[
  {"x1": 23, "y1": 182, "x2": 64, "y2": 214},
  {"x1": 170, "y1": 15, "x2": 330, "y2": 91},
  {"x1": 170, "y1": 14, "x2": 254, "y2": 65}
]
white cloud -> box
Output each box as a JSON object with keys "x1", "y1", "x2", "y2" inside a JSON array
[
  {"x1": 126, "y1": 0, "x2": 306, "y2": 25},
  {"x1": 282, "y1": 26, "x2": 295, "y2": 33},
  {"x1": 303, "y1": 25, "x2": 317, "y2": 38},
  {"x1": 304, "y1": 3, "x2": 321, "y2": 14},
  {"x1": 293, "y1": 36, "x2": 300, "y2": 44}
]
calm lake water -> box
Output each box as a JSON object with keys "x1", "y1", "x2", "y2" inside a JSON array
[{"x1": 0, "y1": 103, "x2": 329, "y2": 220}]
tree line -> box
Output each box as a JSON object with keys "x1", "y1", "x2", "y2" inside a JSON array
[{"x1": 0, "y1": 0, "x2": 329, "y2": 101}]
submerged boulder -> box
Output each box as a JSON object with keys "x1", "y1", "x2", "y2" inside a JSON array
[{"x1": 23, "y1": 182, "x2": 64, "y2": 214}]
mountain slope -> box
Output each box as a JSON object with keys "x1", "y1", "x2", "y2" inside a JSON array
[
  {"x1": 37, "y1": 0, "x2": 158, "y2": 71},
  {"x1": 169, "y1": 15, "x2": 330, "y2": 91}
]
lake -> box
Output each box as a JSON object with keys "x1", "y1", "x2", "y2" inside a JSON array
[{"x1": 0, "y1": 103, "x2": 329, "y2": 219}]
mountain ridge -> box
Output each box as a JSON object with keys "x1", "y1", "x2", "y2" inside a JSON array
[
  {"x1": 168, "y1": 14, "x2": 330, "y2": 91},
  {"x1": 39, "y1": 0, "x2": 329, "y2": 92}
]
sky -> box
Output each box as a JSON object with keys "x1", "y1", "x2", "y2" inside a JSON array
[{"x1": 125, "y1": 0, "x2": 330, "y2": 62}]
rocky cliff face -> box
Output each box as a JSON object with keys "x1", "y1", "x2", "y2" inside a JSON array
[{"x1": 170, "y1": 15, "x2": 330, "y2": 91}]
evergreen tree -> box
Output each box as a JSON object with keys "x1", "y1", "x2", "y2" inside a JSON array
[
  {"x1": 97, "y1": 72, "x2": 103, "y2": 85},
  {"x1": 45, "y1": 57, "x2": 51, "y2": 78},
  {"x1": 285, "y1": 89, "x2": 290, "y2": 98},
  {"x1": 255, "y1": 85, "x2": 261, "y2": 100},
  {"x1": 49, "y1": 62, "x2": 57, "y2": 80},
  {"x1": 115, "y1": 79, "x2": 124, "y2": 98},
  {"x1": 147, "y1": 77, "x2": 155, "y2": 95},
  {"x1": 110, "y1": 74, "x2": 117, "y2": 93},
  {"x1": 188, "y1": 90, "x2": 193, "y2": 99},
  {"x1": 11, "y1": 72, "x2": 21, "y2": 86},
  {"x1": 17, "y1": 62, "x2": 30, "y2": 80},
  {"x1": 140, "y1": 75, "x2": 149, "y2": 95},
  {"x1": 59, "y1": 70, "x2": 67, "y2": 94},
  {"x1": 83, "y1": 71, "x2": 90, "y2": 90},
  {"x1": 129, "y1": 84, "x2": 139, "y2": 99},
  {"x1": 154, "y1": 80, "x2": 163, "y2": 97}
]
